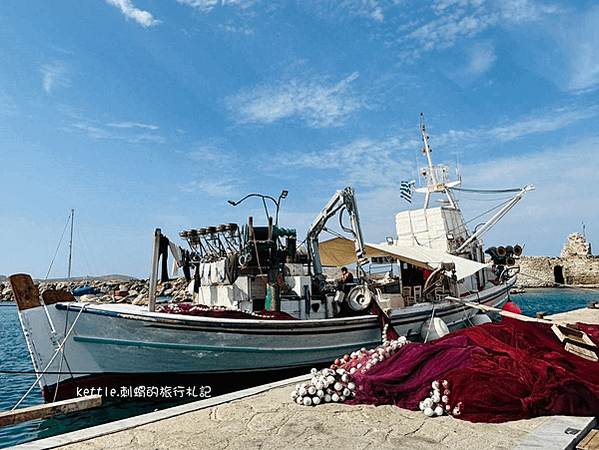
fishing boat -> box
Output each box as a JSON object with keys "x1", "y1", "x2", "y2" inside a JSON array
[{"x1": 11, "y1": 115, "x2": 533, "y2": 402}]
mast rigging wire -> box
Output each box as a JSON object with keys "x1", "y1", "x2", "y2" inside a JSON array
[
  {"x1": 44, "y1": 213, "x2": 73, "y2": 282},
  {"x1": 453, "y1": 187, "x2": 523, "y2": 194}
]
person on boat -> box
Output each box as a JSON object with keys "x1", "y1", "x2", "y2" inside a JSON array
[{"x1": 339, "y1": 267, "x2": 354, "y2": 294}]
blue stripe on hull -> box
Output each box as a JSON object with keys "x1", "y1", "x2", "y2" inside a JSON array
[{"x1": 73, "y1": 335, "x2": 382, "y2": 353}]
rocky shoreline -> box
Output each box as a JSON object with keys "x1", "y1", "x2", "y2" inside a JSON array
[
  {"x1": 0, "y1": 276, "x2": 193, "y2": 305},
  {"x1": 1, "y1": 233, "x2": 597, "y2": 304}
]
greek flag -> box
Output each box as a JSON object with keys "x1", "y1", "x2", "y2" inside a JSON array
[{"x1": 400, "y1": 181, "x2": 414, "y2": 203}]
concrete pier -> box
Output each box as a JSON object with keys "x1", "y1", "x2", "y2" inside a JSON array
[
  {"x1": 8, "y1": 374, "x2": 596, "y2": 450},
  {"x1": 8, "y1": 305, "x2": 599, "y2": 450}
]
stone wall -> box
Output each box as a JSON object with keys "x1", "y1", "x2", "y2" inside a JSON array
[{"x1": 516, "y1": 233, "x2": 599, "y2": 288}]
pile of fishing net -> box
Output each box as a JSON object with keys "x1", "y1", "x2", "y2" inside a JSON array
[{"x1": 293, "y1": 317, "x2": 599, "y2": 423}]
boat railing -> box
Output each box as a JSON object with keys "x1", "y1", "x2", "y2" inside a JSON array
[{"x1": 421, "y1": 164, "x2": 451, "y2": 188}]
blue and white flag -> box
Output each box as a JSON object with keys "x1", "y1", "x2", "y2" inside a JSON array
[{"x1": 400, "y1": 180, "x2": 414, "y2": 203}]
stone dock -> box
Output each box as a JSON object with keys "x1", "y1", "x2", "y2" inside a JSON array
[{"x1": 8, "y1": 306, "x2": 599, "y2": 450}]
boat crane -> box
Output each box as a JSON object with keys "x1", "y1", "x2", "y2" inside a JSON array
[{"x1": 305, "y1": 187, "x2": 369, "y2": 285}]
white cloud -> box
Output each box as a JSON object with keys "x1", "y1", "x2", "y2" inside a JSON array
[
  {"x1": 562, "y1": 6, "x2": 599, "y2": 92},
  {"x1": 426, "y1": 107, "x2": 598, "y2": 150},
  {"x1": 72, "y1": 123, "x2": 114, "y2": 139},
  {"x1": 179, "y1": 179, "x2": 237, "y2": 197},
  {"x1": 464, "y1": 42, "x2": 496, "y2": 75},
  {"x1": 498, "y1": 0, "x2": 560, "y2": 23},
  {"x1": 401, "y1": 0, "x2": 558, "y2": 56},
  {"x1": 107, "y1": 121, "x2": 159, "y2": 130},
  {"x1": 175, "y1": 0, "x2": 258, "y2": 13},
  {"x1": 71, "y1": 122, "x2": 164, "y2": 143},
  {"x1": 40, "y1": 61, "x2": 70, "y2": 94},
  {"x1": 219, "y1": 24, "x2": 255, "y2": 35},
  {"x1": 487, "y1": 107, "x2": 598, "y2": 142},
  {"x1": 272, "y1": 106, "x2": 597, "y2": 195},
  {"x1": 343, "y1": 0, "x2": 385, "y2": 22},
  {"x1": 0, "y1": 90, "x2": 18, "y2": 116},
  {"x1": 404, "y1": 7, "x2": 498, "y2": 51},
  {"x1": 226, "y1": 72, "x2": 365, "y2": 128},
  {"x1": 186, "y1": 139, "x2": 232, "y2": 167},
  {"x1": 130, "y1": 134, "x2": 166, "y2": 144},
  {"x1": 275, "y1": 134, "x2": 417, "y2": 188},
  {"x1": 105, "y1": 0, "x2": 162, "y2": 27},
  {"x1": 303, "y1": 0, "x2": 386, "y2": 22}
]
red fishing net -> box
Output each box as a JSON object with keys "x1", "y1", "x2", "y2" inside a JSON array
[
  {"x1": 156, "y1": 303, "x2": 298, "y2": 320},
  {"x1": 348, "y1": 317, "x2": 599, "y2": 423}
]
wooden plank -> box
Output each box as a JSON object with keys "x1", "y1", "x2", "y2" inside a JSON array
[
  {"x1": 0, "y1": 395, "x2": 102, "y2": 428},
  {"x1": 43, "y1": 289, "x2": 76, "y2": 305},
  {"x1": 577, "y1": 429, "x2": 599, "y2": 450},
  {"x1": 9, "y1": 274, "x2": 41, "y2": 311}
]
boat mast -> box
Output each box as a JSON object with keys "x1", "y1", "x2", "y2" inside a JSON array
[
  {"x1": 68, "y1": 209, "x2": 74, "y2": 282},
  {"x1": 415, "y1": 114, "x2": 461, "y2": 209}
]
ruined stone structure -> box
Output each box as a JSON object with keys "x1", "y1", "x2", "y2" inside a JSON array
[{"x1": 517, "y1": 233, "x2": 599, "y2": 287}]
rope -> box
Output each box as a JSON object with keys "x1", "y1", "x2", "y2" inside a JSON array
[
  {"x1": 11, "y1": 304, "x2": 87, "y2": 410},
  {"x1": 44, "y1": 213, "x2": 72, "y2": 282}
]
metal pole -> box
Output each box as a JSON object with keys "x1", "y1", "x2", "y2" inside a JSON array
[
  {"x1": 68, "y1": 209, "x2": 74, "y2": 282},
  {"x1": 148, "y1": 228, "x2": 161, "y2": 312}
]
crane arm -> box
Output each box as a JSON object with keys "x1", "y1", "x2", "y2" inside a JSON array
[{"x1": 306, "y1": 187, "x2": 368, "y2": 280}]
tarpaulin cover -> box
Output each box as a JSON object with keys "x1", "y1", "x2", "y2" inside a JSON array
[
  {"x1": 348, "y1": 317, "x2": 599, "y2": 423},
  {"x1": 318, "y1": 237, "x2": 488, "y2": 281}
]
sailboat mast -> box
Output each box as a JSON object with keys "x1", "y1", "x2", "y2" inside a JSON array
[{"x1": 68, "y1": 209, "x2": 74, "y2": 282}]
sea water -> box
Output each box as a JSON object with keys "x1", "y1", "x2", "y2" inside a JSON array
[{"x1": 2, "y1": 287, "x2": 599, "y2": 448}]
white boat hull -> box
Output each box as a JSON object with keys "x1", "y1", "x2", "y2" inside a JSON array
[{"x1": 16, "y1": 276, "x2": 515, "y2": 401}]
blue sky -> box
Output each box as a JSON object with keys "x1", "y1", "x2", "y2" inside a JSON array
[{"x1": 1, "y1": 0, "x2": 598, "y2": 279}]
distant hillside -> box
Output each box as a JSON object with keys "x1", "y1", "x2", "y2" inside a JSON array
[
  {"x1": 39, "y1": 274, "x2": 140, "y2": 283},
  {"x1": 0, "y1": 274, "x2": 139, "y2": 284}
]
